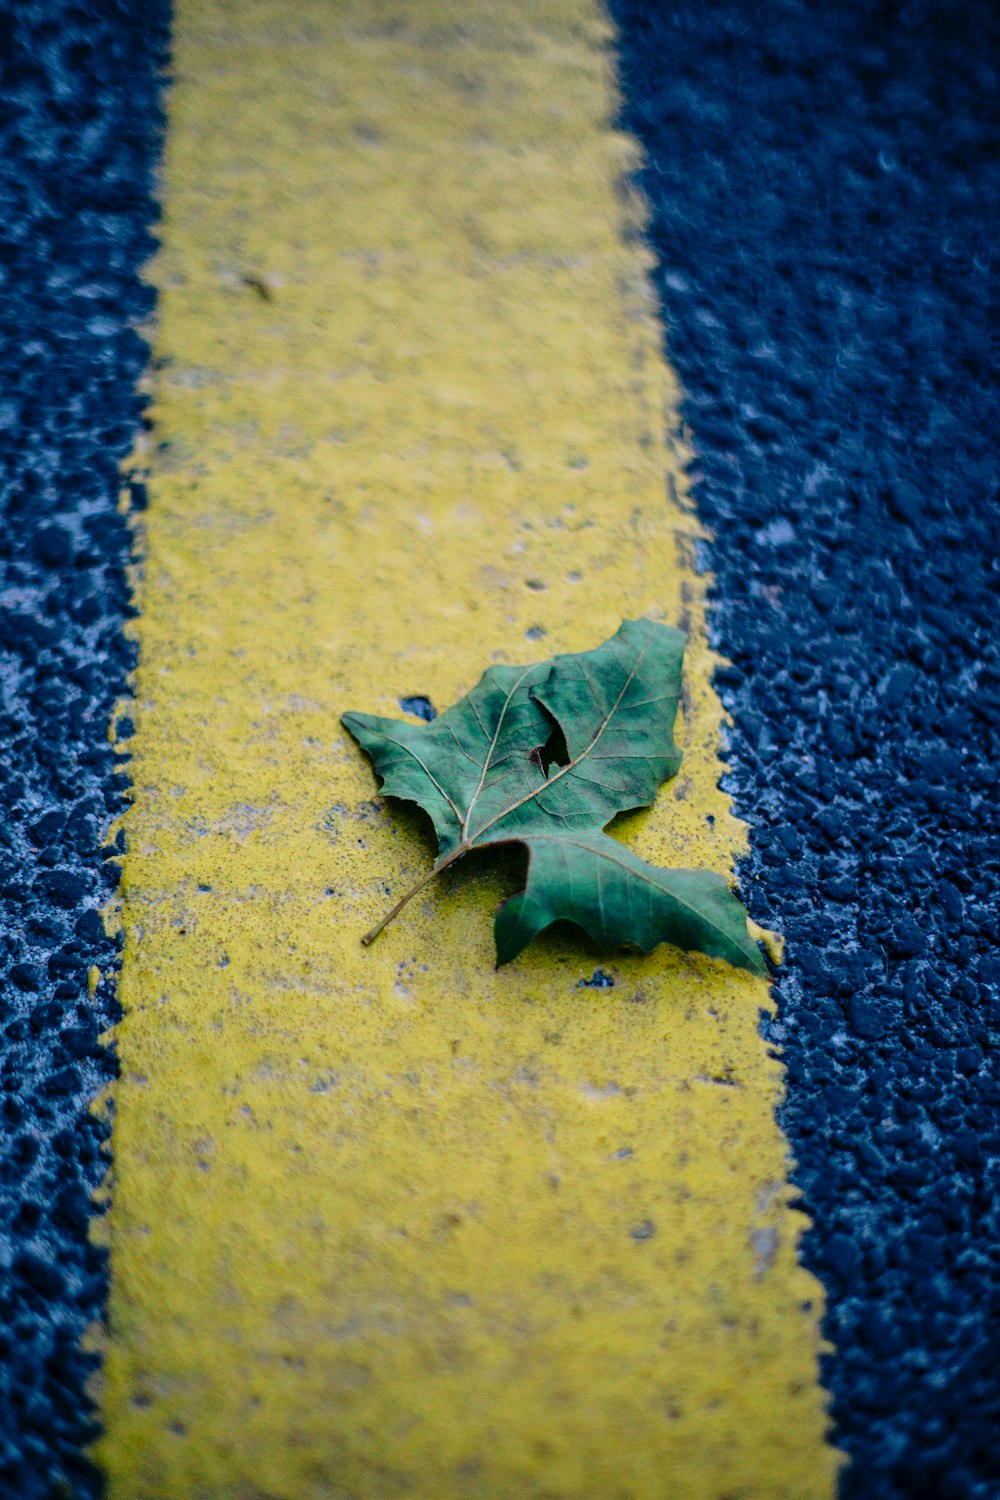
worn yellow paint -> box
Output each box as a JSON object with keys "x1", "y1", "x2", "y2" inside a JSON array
[{"x1": 97, "y1": 1, "x2": 838, "y2": 1495}]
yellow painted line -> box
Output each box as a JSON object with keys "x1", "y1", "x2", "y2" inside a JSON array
[{"x1": 97, "y1": 1, "x2": 839, "y2": 1495}]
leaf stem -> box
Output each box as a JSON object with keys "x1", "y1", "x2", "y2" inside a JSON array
[{"x1": 361, "y1": 846, "x2": 466, "y2": 946}]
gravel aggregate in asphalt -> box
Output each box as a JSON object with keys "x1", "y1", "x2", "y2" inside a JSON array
[{"x1": 0, "y1": 4, "x2": 166, "y2": 1495}]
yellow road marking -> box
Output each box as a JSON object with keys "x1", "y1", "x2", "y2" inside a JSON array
[{"x1": 97, "y1": 1, "x2": 838, "y2": 1494}]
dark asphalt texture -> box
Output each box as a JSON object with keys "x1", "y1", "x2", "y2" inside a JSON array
[
  {"x1": 611, "y1": 2, "x2": 1000, "y2": 1496},
  {"x1": 0, "y1": 2, "x2": 166, "y2": 1496},
  {"x1": 1, "y1": 2, "x2": 998, "y2": 1498}
]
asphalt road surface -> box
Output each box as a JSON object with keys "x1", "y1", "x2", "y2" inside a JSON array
[
  {"x1": 1, "y1": 1, "x2": 998, "y2": 1496},
  {"x1": 0, "y1": 3, "x2": 167, "y2": 1495},
  {"x1": 612, "y1": 3, "x2": 1000, "y2": 1494}
]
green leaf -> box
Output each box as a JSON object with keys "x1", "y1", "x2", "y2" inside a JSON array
[{"x1": 342, "y1": 619, "x2": 764, "y2": 974}]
